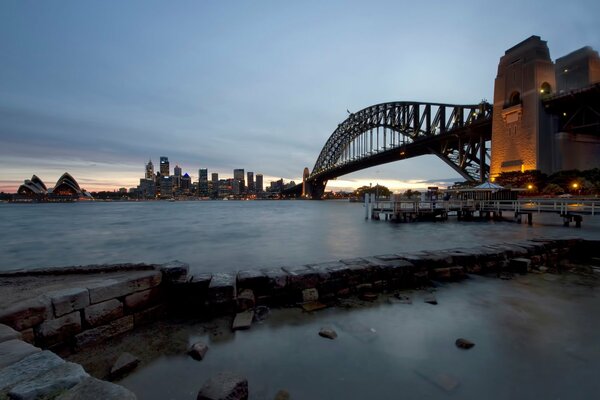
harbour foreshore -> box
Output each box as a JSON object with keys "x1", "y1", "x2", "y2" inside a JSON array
[{"x1": 0, "y1": 237, "x2": 598, "y2": 399}]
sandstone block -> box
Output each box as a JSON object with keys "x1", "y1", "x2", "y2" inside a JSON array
[
  {"x1": 35, "y1": 311, "x2": 82, "y2": 347},
  {"x1": 87, "y1": 271, "x2": 162, "y2": 304},
  {"x1": 0, "y1": 339, "x2": 41, "y2": 369},
  {"x1": 0, "y1": 297, "x2": 51, "y2": 331},
  {"x1": 55, "y1": 377, "x2": 137, "y2": 400},
  {"x1": 124, "y1": 287, "x2": 162, "y2": 312},
  {"x1": 236, "y1": 289, "x2": 255, "y2": 312},
  {"x1": 8, "y1": 362, "x2": 89, "y2": 400},
  {"x1": 197, "y1": 371, "x2": 248, "y2": 400},
  {"x1": 236, "y1": 270, "x2": 269, "y2": 294},
  {"x1": 301, "y1": 288, "x2": 319, "y2": 303},
  {"x1": 208, "y1": 273, "x2": 236, "y2": 304},
  {"x1": 509, "y1": 258, "x2": 531, "y2": 274},
  {"x1": 282, "y1": 266, "x2": 320, "y2": 290},
  {"x1": 84, "y1": 299, "x2": 123, "y2": 327},
  {"x1": 432, "y1": 267, "x2": 451, "y2": 280},
  {"x1": 48, "y1": 288, "x2": 90, "y2": 317},
  {"x1": 0, "y1": 350, "x2": 64, "y2": 392},
  {"x1": 0, "y1": 324, "x2": 21, "y2": 343},
  {"x1": 232, "y1": 311, "x2": 254, "y2": 331},
  {"x1": 74, "y1": 315, "x2": 133, "y2": 349},
  {"x1": 133, "y1": 304, "x2": 166, "y2": 327},
  {"x1": 261, "y1": 268, "x2": 288, "y2": 290},
  {"x1": 19, "y1": 329, "x2": 35, "y2": 344},
  {"x1": 109, "y1": 352, "x2": 140, "y2": 379},
  {"x1": 159, "y1": 260, "x2": 189, "y2": 284}
]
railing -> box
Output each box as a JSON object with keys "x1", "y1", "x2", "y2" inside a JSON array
[{"x1": 371, "y1": 198, "x2": 599, "y2": 216}]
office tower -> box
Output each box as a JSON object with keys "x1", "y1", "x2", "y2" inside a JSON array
[
  {"x1": 211, "y1": 172, "x2": 219, "y2": 197},
  {"x1": 198, "y1": 168, "x2": 209, "y2": 196},
  {"x1": 255, "y1": 173, "x2": 263, "y2": 192},
  {"x1": 173, "y1": 165, "x2": 182, "y2": 189},
  {"x1": 233, "y1": 169, "x2": 245, "y2": 193},
  {"x1": 159, "y1": 176, "x2": 173, "y2": 197},
  {"x1": 145, "y1": 159, "x2": 154, "y2": 180},
  {"x1": 181, "y1": 173, "x2": 191, "y2": 192},
  {"x1": 160, "y1": 156, "x2": 170, "y2": 176},
  {"x1": 247, "y1": 171, "x2": 255, "y2": 193}
]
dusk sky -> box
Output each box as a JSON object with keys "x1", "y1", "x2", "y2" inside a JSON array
[{"x1": 1, "y1": 1, "x2": 598, "y2": 192}]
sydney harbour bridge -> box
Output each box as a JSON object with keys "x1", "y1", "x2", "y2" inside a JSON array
[{"x1": 285, "y1": 36, "x2": 600, "y2": 199}]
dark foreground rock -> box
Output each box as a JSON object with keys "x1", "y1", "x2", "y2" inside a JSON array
[
  {"x1": 0, "y1": 350, "x2": 64, "y2": 393},
  {"x1": 109, "y1": 352, "x2": 140, "y2": 379},
  {"x1": 8, "y1": 361, "x2": 89, "y2": 400},
  {"x1": 189, "y1": 341, "x2": 209, "y2": 361},
  {"x1": 455, "y1": 338, "x2": 475, "y2": 349},
  {"x1": 197, "y1": 371, "x2": 248, "y2": 400},
  {"x1": 56, "y1": 377, "x2": 137, "y2": 400},
  {"x1": 318, "y1": 328, "x2": 338, "y2": 340}
]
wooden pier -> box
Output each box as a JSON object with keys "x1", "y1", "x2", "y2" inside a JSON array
[{"x1": 365, "y1": 196, "x2": 600, "y2": 227}]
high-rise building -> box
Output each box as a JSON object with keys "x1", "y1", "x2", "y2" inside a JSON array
[
  {"x1": 247, "y1": 172, "x2": 255, "y2": 193},
  {"x1": 145, "y1": 159, "x2": 154, "y2": 180},
  {"x1": 211, "y1": 173, "x2": 219, "y2": 197},
  {"x1": 233, "y1": 169, "x2": 245, "y2": 193},
  {"x1": 255, "y1": 174, "x2": 263, "y2": 192},
  {"x1": 173, "y1": 165, "x2": 182, "y2": 189},
  {"x1": 160, "y1": 156, "x2": 170, "y2": 176},
  {"x1": 159, "y1": 176, "x2": 173, "y2": 198},
  {"x1": 181, "y1": 173, "x2": 191, "y2": 193},
  {"x1": 198, "y1": 168, "x2": 209, "y2": 197}
]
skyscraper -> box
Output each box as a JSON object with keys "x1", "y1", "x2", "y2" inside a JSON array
[
  {"x1": 145, "y1": 159, "x2": 154, "y2": 180},
  {"x1": 173, "y1": 165, "x2": 182, "y2": 189},
  {"x1": 233, "y1": 169, "x2": 245, "y2": 193},
  {"x1": 247, "y1": 171, "x2": 255, "y2": 193},
  {"x1": 255, "y1": 174, "x2": 263, "y2": 193},
  {"x1": 211, "y1": 172, "x2": 219, "y2": 198},
  {"x1": 160, "y1": 156, "x2": 170, "y2": 176},
  {"x1": 198, "y1": 168, "x2": 209, "y2": 197}
]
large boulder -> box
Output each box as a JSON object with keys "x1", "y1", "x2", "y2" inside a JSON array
[
  {"x1": 56, "y1": 377, "x2": 137, "y2": 400},
  {"x1": 197, "y1": 371, "x2": 248, "y2": 400}
]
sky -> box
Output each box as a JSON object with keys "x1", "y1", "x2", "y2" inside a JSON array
[{"x1": 1, "y1": 0, "x2": 599, "y2": 193}]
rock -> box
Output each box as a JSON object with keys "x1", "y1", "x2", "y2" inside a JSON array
[
  {"x1": 0, "y1": 324, "x2": 21, "y2": 343},
  {"x1": 48, "y1": 287, "x2": 90, "y2": 318},
  {"x1": 8, "y1": 362, "x2": 89, "y2": 400},
  {"x1": 35, "y1": 311, "x2": 82, "y2": 347},
  {"x1": 510, "y1": 258, "x2": 531, "y2": 274},
  {"x1": 253, "y1": 306, "x2": 270, "y2": 322},
  {"x1": 189, "y1": 342, "x2": 209, "y2": 361},
  {"x1": 124, "y1": 287, "x2": 162, "y2": 312},
  {"x1": 110, "y1": 352, "x2": 140, "y2": 379},
  {"x1": 274, "y1": 389, "x2": 290, "y2": 400},
  {"x1": 236, "y1": 289, "x2": 255, "y2": 312},
  {"x1": 208, "y1": 273, "x2": 236, "y2": 304},
  {"x1": 301, "y1": 301, "x2": 327, "y2": 312},
  {"x1": 133, "y1": 304, "x2": 166, "y2": 326},
  {"x1": 318, "y1": 328, "x2": 337, "y2": 340},
  {"x1": 74, "y1": 315, "x2": 134, "y2": 349},
  {"x1": 0, "y1": 339, "x2": 41, "y2": 369},
  {"x1": 86, "y1": 271, "x2": 162, "y2": 304},
  {"x1": 0, "y1": 297, "x2": 51, "y2": 331},
  {"x1": 0, "y1": 351, "x2": 64, "y2": 393},
  {"x1": 232, "y1": 311, "x2": 254, "y2": 331},
  {"x1": 55, "y1": 377, "x2": 137, "y2": 400},
  {"x1": 394, "y1": 294, "x2": 412, "y2": 304},
  {"x1": 455, "y1": 338, "x2": 475, "y2": 349},
  {"x1": 197, "y1": 371, "x2": 248, "y2": 400},
  {"x1": 84, "y1": 299, "x2": 124, "y2": 327},
  {"x1": 301, "y1": 288, "x2": 319, "y2": 303},
  {"x1": 424, "y1": 295, "x2": 438, "y2": 305},
  {"x1": 359, "y1": 292, "x2": 378, "y2": 302},
  {"x1": 159, "y1": 260, "x2": 189, "y2": 284}
]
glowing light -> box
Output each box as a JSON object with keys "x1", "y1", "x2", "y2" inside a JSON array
[
  {"x1": 572, "y1": 183, "x2": 579, "y2": 189},
  {"x1": 527, "y1": 184, "x2": 533, "y2": 190}
]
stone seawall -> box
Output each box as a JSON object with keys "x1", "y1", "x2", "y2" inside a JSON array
[{"x1": 0, "y1": 238, "x2": 598, "y2": 399}]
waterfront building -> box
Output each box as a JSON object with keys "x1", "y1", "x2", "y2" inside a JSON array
[
  {"x1": 233, "y1": 168, "x2": 245, "y2": 193},
  {"x1": 198, "y1": 168, "x2": 209, "y2": 197},
  {"x1": 173, "y1": 165, "x2": 182, "y2": 190},
  {"x1": 255, "y1": 173, "x2": 263, "y2": 193},
  {"x1": 138, "y1": 178, "x2": 155, "y2": 198},
  {"x1": 160, "y1": 156, "x2": 170, "y2": 176},
  {"x1": 247, "y1": 171, "x2": 255, "y2": 193},
  {"x1": 211, "y1": 173, "x2": 219, "y2": 198},
  {"x1": 180, "y1": 173, "x2": 191, "y2": 193},
  {"x1": 159, "y1": 175, "x2": 173, "y2": 198},
  {"x1": 145, "y1": 159, "x2": 154, "y2": 180}
]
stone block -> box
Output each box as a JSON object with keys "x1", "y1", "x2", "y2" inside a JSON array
[
  {"x1": 8, "y1": 361, "x2": 89, "y2": 400},
  {"x1": 87, "y1": 271, "x2": 162, "y2": 304},
  {"x1": 510, "y1": 258, "x2": 531, "y2": 274},
  {"x1": 19, "y1": 329, "x2": 35, "y2": 344},
  {"x1": 133, "y1": 304, "x2": 166, "y2": 327},
  {"x1": 0, "y1": 324, "x2": 21, "y2": 344},
  {"x1": 207, "y1": 273, "x2": 236, "y2": 304},
  {"x1": 282, "y1": 265, "x2": 321, "y2": 290},
  {"x1": 432, "y1": 268, "x2": 451, "y2": 280},
  {"x1": 236, "y1": 289, "x2": 255, "y2": 312},
  {"x1": 159, "y1": 260, "x2": 189, "y2": 284},
  {"x1": 322, "y1": 262, "x2": 352, "y2": 280},
  {"x1": 84, "y1": 299, "x2": 123, "y2": 327},
  {"x1": 449, "y1": 266, "x2": 467, "y2": 279},
  {"x1": 48, "y1": 287, "x2": 90, "y2": 317},
  {"x1": 0, "y1": 339, "x2": 41, "y2": 369},
  {"x1": 197, "y1": 371, "x2": 248, "y2": 400},
  {"x1": 302, "y1": 288, "x2": 319, "y2": 303},
  {"x1": 232, "y1": 310, "x2": 254, "y2": 331},
  {"x1": 0, "y1": 297, "x2": 51, "y2": 331},
  {"x1": 236, "y1": 270, "x2": 269, "y2": 294},
  {"x1": 74, "y1": 316, "x2": 133, "y2": 349},
  {"x1": 124, "y1": 287, "x2": 162, "y2": 312},
  {"x1": 0, "y1": 351, "x2": 64, "y2": 393},
  {"x1": 261, "y1": 268, "x2": 288, "y2": 290},
  {"x1": 110, "y1": 352, "x2": 140, "y2": 379},
  {"x1": 189, "y1": 341, "x2": 209, "y2": 361},
  {"x1": 55, "y1": 377, "x2": 137, "y2": 400},
  {"x1": 35, "y1": 311, "x2": 82, "y2": 347}
]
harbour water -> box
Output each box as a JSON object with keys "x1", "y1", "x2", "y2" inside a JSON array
[{"x1": 0, "y1": 200, "x2": 599, "y2": 273}]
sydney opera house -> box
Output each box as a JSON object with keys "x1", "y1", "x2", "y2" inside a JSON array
[{"x1": 16, "y1": 173, "x2": 93, "y2": 201}]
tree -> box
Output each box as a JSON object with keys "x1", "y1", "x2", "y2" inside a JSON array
[
  {"x1": 541, "y1": 184, "x2": 564, "y2": 195},
  {"x1": 353, "y1": 185, "x2": 391, "y2": 199}
]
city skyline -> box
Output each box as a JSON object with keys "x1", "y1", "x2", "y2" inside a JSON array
[{"x1": 1, "y1": 1, "x2": 599, "y2": 193}]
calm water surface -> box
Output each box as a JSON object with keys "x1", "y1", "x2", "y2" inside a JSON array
[{"x1": 1, "y1": 200, "x2": 599, "y2": 272}]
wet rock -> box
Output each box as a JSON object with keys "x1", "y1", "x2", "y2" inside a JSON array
[
  {"x1": 74, "y1": 315, "x2": 134, "y2": 349},
  {"x1": 159, "y1": 260, "x2": 189, "y2": 284},
  {"x1": 56, "y1": 377, "x2": 137, "y2": 400},
  {"x1": 318, "y1": 328, "x2": 337, "y2": 340},
  {"x1": 110, "y1": 352, "x2": 140, "y2": 379},
  {"x1": 232, "y1": 310, "x2": 254, "y2": 331},
  {"x1": 424, "y1": 295, "x2": 438, "y2": 305},
  {"x1": 253, "y1": 306, "x2": 270, "y2": 322},
  {"x1": 0, "y1": 351, "x2": 64, "y2": 393},
  {"x1": 197, "y1": 371, "x2": 248, "y2": 400},
  {"x1": 9, "y1": 362, "x2": 89, "y2": 400},
  {"x1": 510, "y1": 258, "x2": 531, "y2": 274},
  {"x1": 0, "y1": 339, "x2": 41, "y2": 369},
  {"x1": 236, "y1": 270, "x2": 269, "y2": 294},
  {"x1": 0, "y1": 297, "x2": 51, "y2": 331},
  {"x1": 274, "y1": 389, "x2": 290, "y2": 400},
  {"x1": 0, "y1": 323, "x2": 21, "y2": 343},
  {"x1": 87, "y1": 271, "x2": 162, "y2": 304},
  {"x1": 189, "y1": 341, "x2": 209, "y2": 361},
  {"x1": 455, "y1": 338, "x2": 475, "y2": 349},
  {"x1": 236, "y1": 289, "x2": 255, "y2": 312},
  {"x1": 359, "y1": 292, "x2": 378, "y2": 302},
  {"x1": 35, "y1": 311, "x2": 82, "y2": 347},
  {"x1": 301, "y1": 288, "x2": 319, "y2": 303},
  {"x1": 208, "y1": 273, "x2": 236, "y2": 304},
  {"x1": 85, "y1": 299, "x2": 124, "y2": 329},
  {"x1": 301, "y1": 301, "x2": 327, "y2": 312},
  {"x1": 124, "y1": 287, "x2": 163, "y2": 312},
  {"x1": 48, "y1": 287, "x2": 90, "y2": 317},
  {"x1": 392, "y1": 294, "x2": 412, "y2": 304}
]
